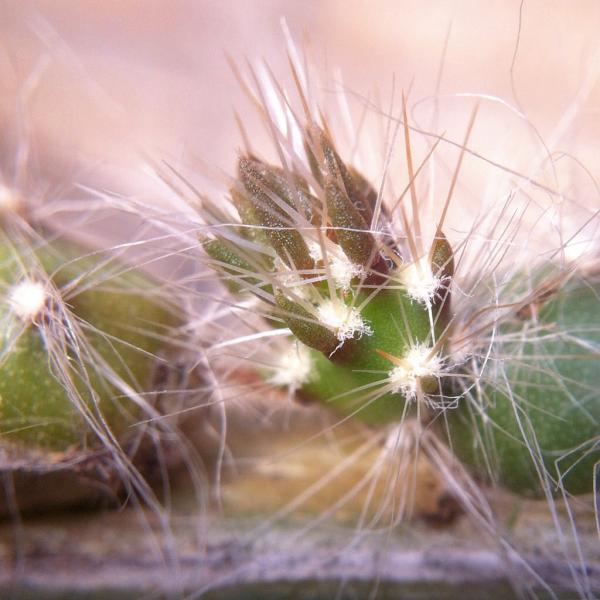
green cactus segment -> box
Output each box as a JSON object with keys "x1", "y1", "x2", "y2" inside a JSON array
[
  {"x1": 298, "y1": 287, "x2": 437, "y2": 424},
  {"x1": 0, "y1": 238, "x2": 178, "y2": 451},
  {"x1": 206, "y1": 139, "x2": 453, "y2": 425},
  {"x1": 238, "y1": 157, "x2": 314, "y2": 271},
  {"x1": 275, "y1": 292, "x2": 339, "y2": 356},
  {"x1": 204, "y1": 239, "x2": 272, "y2": 294},
  {"x1": 325, "y1": 178, "x2": 377, "y2": 269},
  {"x1": 448, "y1": 280, "x2": 600, "y2": 496},
  {"x1": 319, "y1": 131, "x2": 367, "y2": 219}
]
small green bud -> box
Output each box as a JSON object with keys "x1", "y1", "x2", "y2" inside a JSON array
[
  {"x1": 430, "y1": 233, "x2": 455, "y2": 281},
  {"x1": 305, "y1": 128, "x2": 376, "y2": 224},
  {"x1": 324, "y1": 177, "x2": 378, "y2": 270},
  {"x1": 253, "y1": 161, "x2": 315, "y2": 224},
  {"x1": 238, "y1": 157, "x2": 314, "y2": 272},
  {"x1": 346, "y1": 165, "x2": 378, "y2": 226},
  {"x1": 275, "y1": 292, "x2": 339, "y2": 356},
  {"x1": 429, "y1": 232, "x2": 454, "y2": 328},
  {"x1": 303, "y1": 134, "x2": 323, "y2": 188},
  {"x1": 319, "y1": 130, "x2": 364, "y2": 215},
  {"x1": 204, "y1": 238, "x2": 272, "y2": 294},
  {"x1": 230, "y1": 187, "x2": 268, "y2": 244}
]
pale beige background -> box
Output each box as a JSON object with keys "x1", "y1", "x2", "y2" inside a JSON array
[{"x1": 1, "y1": 1, "x2": 599, "y2": 240}]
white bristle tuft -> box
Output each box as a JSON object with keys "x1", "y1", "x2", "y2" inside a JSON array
[
  {"x1": 8, "y1": 279, "x2": 47, "y2": 321},
  {"x1": 399, "y1": 256, "x2": 444, "y2": 306},
  {"x1": 389, "y1": 344, "x2": 443, "y2": 400},
  {"x1": 269, "y1": 342, "x2": 313, "y2": 392},
  {"x1": 317, "y1": 299, "x2": 372, "y2": 342}
]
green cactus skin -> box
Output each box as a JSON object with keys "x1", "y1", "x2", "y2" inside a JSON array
[
  {"x1": 0, "y1": 238, "x2": 178, "y2": 451},
  {"x1": 448, "y1": 280, "x2": 600, "y2": 497},
  {"x1": 298, "y1": 288, "x2": 437, "y2": 424}
]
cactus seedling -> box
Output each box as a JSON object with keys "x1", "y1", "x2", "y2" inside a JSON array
[{"x1": 201, "y1": 125, "x2": 454, "y2": 425}]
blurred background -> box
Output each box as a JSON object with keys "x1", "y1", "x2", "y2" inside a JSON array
[{"x1": 1, "y1": 0, "x2": 600, "y2": 198}]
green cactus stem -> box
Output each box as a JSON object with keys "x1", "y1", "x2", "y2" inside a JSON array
[
  {"x1": 0, "y1": 236, "x2": 179, "y2": 451},
  {"x1": 296, "y1": 287, "x2": 439, "y2": 424},
  {"x1": 204, "y1": 130, "x2": 453, "y2": 424},
  {"x1": 447, "y1": 277, "x2": 600, "y2": 496}
]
